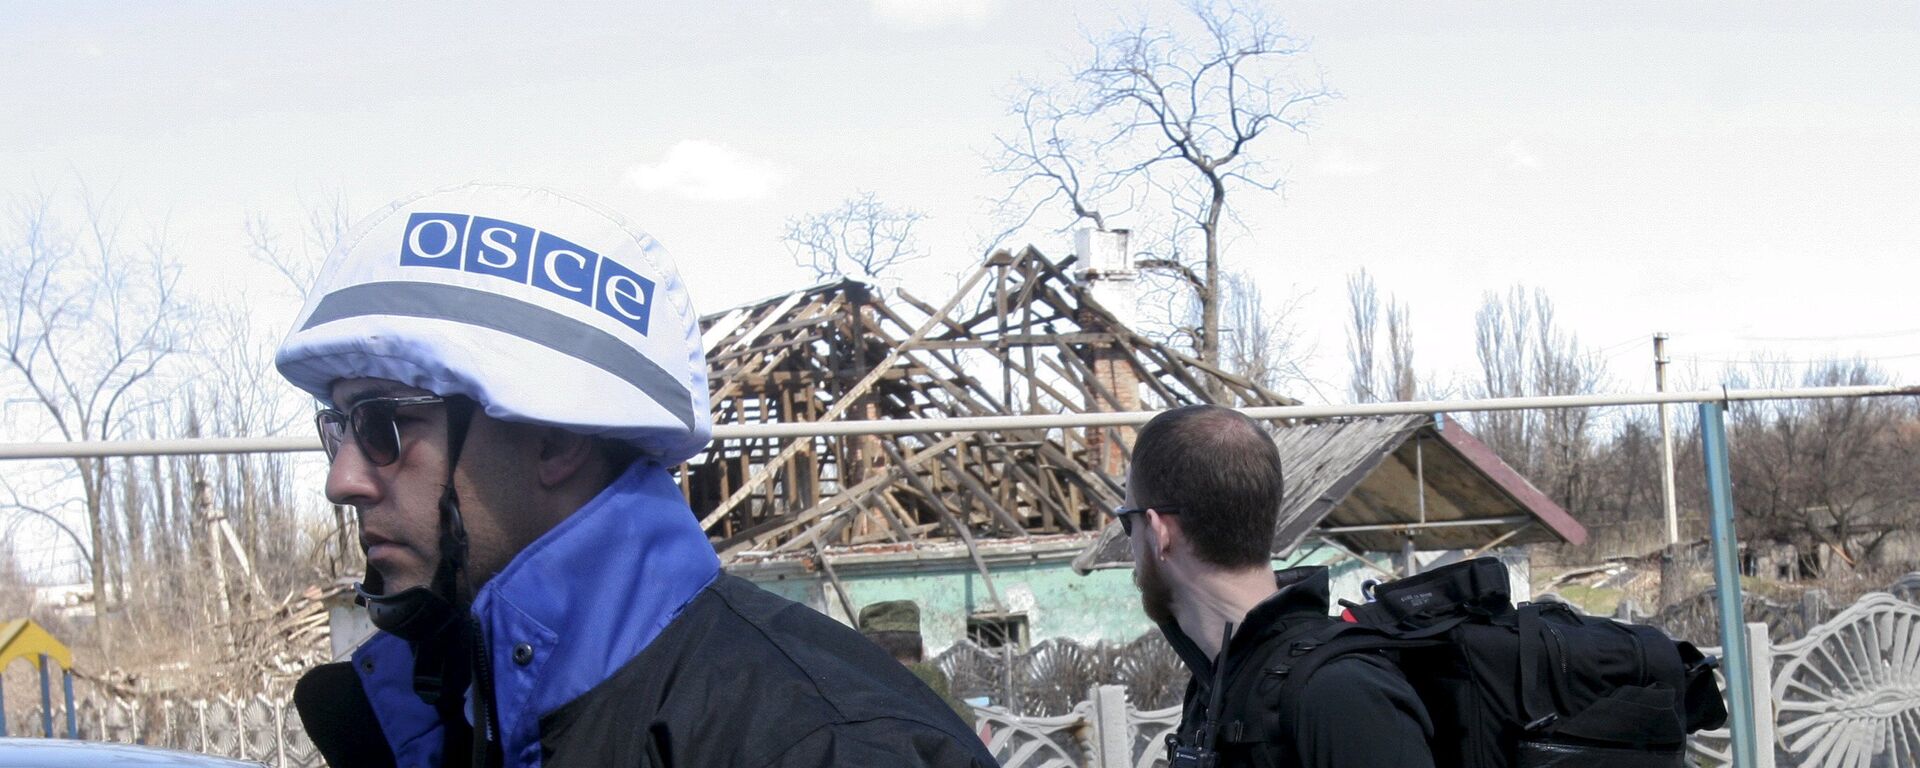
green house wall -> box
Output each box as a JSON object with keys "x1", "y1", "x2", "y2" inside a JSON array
[{"x1": 738, "y1": 546, "x2": 1447, "y2": 654}]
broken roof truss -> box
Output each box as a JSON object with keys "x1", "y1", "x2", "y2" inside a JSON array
[{"x1": 684, "y1": 247, "x2": 1295, "y2": 564}]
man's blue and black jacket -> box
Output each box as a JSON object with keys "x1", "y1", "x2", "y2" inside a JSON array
[{"x1": 294, "y1": 461, "x2": 997, "y2": 767}]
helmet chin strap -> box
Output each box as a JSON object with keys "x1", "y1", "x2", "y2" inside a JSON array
[{"x1": 353, "y1": 397, "x2": 478, "y2": 707}]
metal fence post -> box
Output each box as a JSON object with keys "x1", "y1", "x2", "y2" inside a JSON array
[
  {"x1": 1092, "y1": 685, "x2": 1132, "y2": 768},
  {"x1": 62, "y1": 671, "x2": 75, "y2": 739},
  {"x1": 1746, "y1": 622, "x2": 1775, "y2": 768},
  {"x1": 1700, "y1": 402, "x2": 1757, "y2": 768},
  {"x1": 38, "y1": 654, "x2": 53, "y2": 738}
]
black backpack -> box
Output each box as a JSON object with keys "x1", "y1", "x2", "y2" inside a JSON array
[{"x1": 1240, "y1": 558, "x2": 1729, "y2": 768}]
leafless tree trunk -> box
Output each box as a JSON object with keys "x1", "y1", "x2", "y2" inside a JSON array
[
  {"x1": 1470, "y1": 285, "x2": 1606, "y2": 511},
  {"x1": 1346, "y1": 269, "x2": 1418, "y2": 403},
  {"x1": 1, "y1": 187, "x2": 191, "y2": 662},
  {"x1": 992, "y1": 0, "x2": 1332, "y2": 381},
  {"x1": 1220, "y1": 271, "x2": 1306, "y2": 402}
]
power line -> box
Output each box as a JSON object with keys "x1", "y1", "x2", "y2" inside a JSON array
[
  {"x1": 1676, "y1": 351, "x2": 1920, "y2": 366},
  {"x1": 1594, "y1": 334, "x2": 1652, "y2": 359},
  {"x1": 1736, "y1": 328, "x2": 1920, "y2": 343}
]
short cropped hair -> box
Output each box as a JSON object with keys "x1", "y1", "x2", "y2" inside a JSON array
[{"x1": 1128, "y1": 404, "x2": 1285, "y2": 569}]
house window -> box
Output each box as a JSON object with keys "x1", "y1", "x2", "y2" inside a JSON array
[{"x1": 967, "y1": 613, "x2": 1029, "y2": 651}]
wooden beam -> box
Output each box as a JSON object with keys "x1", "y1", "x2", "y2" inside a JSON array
[
  {"x1": 936, "y1": 453, "x2": 1028, "y2": 536},
  {"x1": 912, "y1": 333, "x2": 1117, "y2": 350},
  {"x1": 882, "y1": 442, "x2": 1006, "y2": 612},
  {"x1": 715, "y1": 433, "x2": 968, "y2": 552},
  {"x1": 703, "y1": 261, "x2": 995, "y2": 526}
]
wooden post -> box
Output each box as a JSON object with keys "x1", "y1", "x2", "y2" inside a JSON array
[{"x1": 1747, "y1": 621, "x2": 1776, "y2": 768}]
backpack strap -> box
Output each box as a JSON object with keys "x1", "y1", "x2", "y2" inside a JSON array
[
  {"x1": 1516, "y1": 603, "x2": 1560, "y2": 732},
  {"x1": 1216, "y1": 622, "x2": 1442, "y2": 751},
  {"x1": 1204, "y1": 618, "x2": 1341, "y2": 747},
  {"x1": 1274, "y1": 625, "x2": 1443, "y2": 726}
]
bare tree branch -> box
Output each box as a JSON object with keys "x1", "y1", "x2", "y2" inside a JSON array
[
  {"x1": 990, "y1": 0, "x2": 1333, "y2": 379},
  {"x1": 782, "y1": 193, "x2": 928, "y2": 282}
]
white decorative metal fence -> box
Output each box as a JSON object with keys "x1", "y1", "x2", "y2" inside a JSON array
[
  {"x1": 1689, "y1": 591, "x2": 1920, "y2": 768},
  {"x1": 8, "y1": 691, "x2": 320, "y2": 767},
  {"x1": 982, "y1": 583, "x2": 1920, "y2": 768},
  {"x1": 8, "y1": 581, "x2": 1913, "y2": 767}
]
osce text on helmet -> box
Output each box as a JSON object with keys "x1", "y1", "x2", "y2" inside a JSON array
[{"x1": 399, "y1": 210, "x2": 658, "y2": 337}]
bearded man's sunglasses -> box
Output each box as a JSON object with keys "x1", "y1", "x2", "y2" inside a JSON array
[
  {"x1": 315, "y1": 396, "x2": 447, "y2": 466},
  {"x1": 1110, "y1": 505, "x2": 1185, "y2": 536}
]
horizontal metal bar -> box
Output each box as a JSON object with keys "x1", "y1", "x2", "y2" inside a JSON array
[
  {"x1": 1317, "y1": 516, "x2": 1533, "y2": 534},
  {"x1": 0, "y1": 436, "x2": 321, "y2": 460},
  {"x1": 2, "y1": 383, "x2": 1914, "y2": 461}
]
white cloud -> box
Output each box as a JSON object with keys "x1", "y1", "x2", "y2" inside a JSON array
[
  {"x1": 867, "y1": 0, "x2": 1000, "y2": 28},
  {"x1": 1501, "y1": 139, "x2": 1542, "y2": 170},
  {"x1": 625, "y1": 140, "x2": 784, "y2": 202}
]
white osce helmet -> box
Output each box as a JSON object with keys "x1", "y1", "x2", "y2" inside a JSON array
[{"x1": 275, "y1": 183, "x2": 712, "y2": 464}]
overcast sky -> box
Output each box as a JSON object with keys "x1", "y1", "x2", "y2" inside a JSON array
[{"x1": 5, "y1": 0, "x2": 1918, "y2": 404}]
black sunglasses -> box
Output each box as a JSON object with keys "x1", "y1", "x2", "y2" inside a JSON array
[
  {"x1": 1110, "y1": 505, "x2": 1184, "y2": 536},
  {"x1": 315, "y1": 395, "x2": 447, "y2": 466}
]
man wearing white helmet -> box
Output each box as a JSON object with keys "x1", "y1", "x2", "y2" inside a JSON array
[{"x1": 283, "y1": 184, "x2": 996, "y2": 768}]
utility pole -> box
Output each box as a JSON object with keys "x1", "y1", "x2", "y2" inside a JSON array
[
  {"x1": 1656, "y1": 333, "x2": 1679, "y2": 545},
  {"x1": 1655, "y1": 333, "x2": 1683, "y2": 608}
]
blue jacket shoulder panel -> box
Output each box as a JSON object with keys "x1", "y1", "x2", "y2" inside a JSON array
[
  {"x1": 351, "y1": 460, "x2": 719, "y2": 768},
  {"x1": 471, "y1": 461, "x2": 719, "y2": 764},
  {"x1": 353, "y1": 633, "x2": 443, "y2": 767}
]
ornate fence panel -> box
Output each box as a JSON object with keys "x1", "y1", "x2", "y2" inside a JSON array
[
  {"x1": 1124, "y1": 703, "x2": 1180, "y2": 768},
  {"x1": 979, "y1": 700, "x2": 1094, "y2": 768},
  {"x1": 1770, "y1": 592, "x2": 1920, "y2": 767},
  {"x1": 934, "y1": 634, "x2": 1188, "y2": 716},
  {"x1": 6, "y1": 690, "x2": 319, "y2": 768},
  {"x1": 1691, "y1": 590, "x2": 1920, "y2": 768}
]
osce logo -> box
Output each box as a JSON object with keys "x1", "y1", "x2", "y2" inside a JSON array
[{"x1": 398, "y1": 211, "x2": 654, "y2": 336}]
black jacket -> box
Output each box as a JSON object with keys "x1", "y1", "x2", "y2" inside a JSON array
[
  {"x1": 1163, "y1": 567, "x2": 1435, "y2": 768},
  {"x1": 295, "y1": 462, "x2": 995, "y2": 767},
  {"x1": 536, "y1": 573, "x2": 998, "y2": 766}
]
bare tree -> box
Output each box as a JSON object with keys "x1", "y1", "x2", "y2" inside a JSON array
[
  {"x1": 1219, "y1": 271, "x2": 1307, "y2": 401},
  {"x1": 1345, "y1": 269, "x2": 1417, "y2": 403},
  {"x1": 1470, "y1": 286, "x2": 1606, "y2": 511},
  {"x1": 0, "y1": 187, "x2": 192, "y2": 660},
  {"x1": 782, "y1": 193, "x2": 927, "y2": 282},
  {"x1": 245, "y1": 191, "x2": 352, "y2": 296},
  {"x1": 1723, "y1": 359, "x2": 1918, "y2": 576},
  {"x1": 993, "y1": 0, "x2": 1332, "y2": 378}
]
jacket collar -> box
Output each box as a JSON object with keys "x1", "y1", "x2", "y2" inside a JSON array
[
  {"x1": 1159, "y1": 566, "x2": 1332, "y2": 678},
  {"x1": 472, "y1": 459, "x2": 720, "y2": 719}
]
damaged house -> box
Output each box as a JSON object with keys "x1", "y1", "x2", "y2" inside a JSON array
[{"x1": 686, "y1": 238, "x2": 1586, "y2": 653}]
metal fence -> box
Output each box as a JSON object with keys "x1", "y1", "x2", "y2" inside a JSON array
[
  {"x1": 1688, "y1": 588, "x2": 1920, "y2": 768},
  {"x1": 8, "y1": 691, "x2": 319, "y2": 767},
  {"x1": 11, "y1": 574, "x2": 1915, "y2": 767},
  {"x1": 977, "y1": 577, "x2": 1920, "y2": 768}
]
